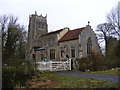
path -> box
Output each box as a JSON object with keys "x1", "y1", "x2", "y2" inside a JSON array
[{"x1": 55, "y1": 71, "x2": 120, "y2": 83}]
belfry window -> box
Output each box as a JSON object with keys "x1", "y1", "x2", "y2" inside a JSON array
[
  {"x1": 38, "y1": 22, "x2": 41, "y2": 28},
  {"x1": 87, "y1": 38, "x2": 92, "y2": 56}
]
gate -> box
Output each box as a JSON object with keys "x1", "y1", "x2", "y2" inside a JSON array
[{"x1": 37, "y1": 58, "x2": 71, "y2": 71}]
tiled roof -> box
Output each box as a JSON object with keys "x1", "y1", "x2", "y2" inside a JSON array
[{"x1": 59, "y1": 27, "x2": 85, "y2": 42}]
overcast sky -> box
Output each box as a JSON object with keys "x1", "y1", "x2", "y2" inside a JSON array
[{"x1": 0, "y1": 0, "x2": 119, "y2": 32}]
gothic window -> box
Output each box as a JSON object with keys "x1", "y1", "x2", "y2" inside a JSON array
[
  {"x1": 41, "y1": 23, "x2": 44, "y2": 29},
  {"x1": 39, "y1": 22, "x2": 42, "y2": 29},
  {"x1": 38, "y1": 21, "x2": 41, "y2": 28},
  {"x1": 87, "y1": 37, "x2": 92, "y2": 56},
  {"x1": 50, "y1": 49, "x2": 55, "y2": 59},
  {"x1": 32, "y1": 21, "x2": 35, "y2": 28},
  {"x1": 48, "y1": 39, "x2": 50, "y2": 45},
  {"x1": 71, "y1": 47, "x2": 75, "y2": 58}
]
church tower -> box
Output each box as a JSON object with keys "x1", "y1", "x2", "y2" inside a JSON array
[
  {"x1": 28, "y1": 11, "x2": 48, "y2": 40},
  {"x1": 26, "y1": 11, "x2": 48, "y2": 60}
]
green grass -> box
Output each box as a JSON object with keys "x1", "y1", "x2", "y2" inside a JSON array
[
  {"x1": 35, "y1": 71, "x2": 119, "y2": 88},
  {"x1": 85, "y1": 68, "x2": 120, "y2": 76}
]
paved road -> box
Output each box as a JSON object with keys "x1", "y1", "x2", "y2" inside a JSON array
[{"x1": 55, "y1": 71, "x2": 120, "y2": 83}]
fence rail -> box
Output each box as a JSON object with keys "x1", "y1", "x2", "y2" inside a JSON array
[{"x1": 36, "y1": 58, "x2": 71, "y2": 71}]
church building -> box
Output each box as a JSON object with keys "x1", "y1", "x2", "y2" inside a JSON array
[{"x1": 26, "y1": 12, "x2": 101, "y2": 62}]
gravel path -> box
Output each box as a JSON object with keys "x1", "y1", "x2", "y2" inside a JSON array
[{"x1": 55, "y1": 71, "x2": 120, "y2": 83}]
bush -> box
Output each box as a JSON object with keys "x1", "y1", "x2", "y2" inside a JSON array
[
  {"x1": 2, "y1": 66, "x2": 16, "y2": 88},
  {"x1": 2, "y1": 59, "x2": 34, "y2": 88},
  {"x1": 75, "y1": 51, "x2": 103, "y2": 71},
  {"x1": 76, "y1": 58, "x2": 89, "y2": 71}
]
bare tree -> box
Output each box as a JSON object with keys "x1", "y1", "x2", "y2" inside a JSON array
[
  {"x1": 96, "y1": 4, "x2": 120, "y2": 54},
  {"x1": 0, "y1": 15, "x2": 8, "y2": 50},
  {"x1": 96, "y1": 23, "x2": 115, "y2": 55},
  {"x1": 107, "y1": 5, "x2": 120, "y2": 39}
]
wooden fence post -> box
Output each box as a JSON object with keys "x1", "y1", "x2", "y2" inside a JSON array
[
  {"x1": 63, "y1": 62, "x2": 65, "y2": 70},
  {"x1": 69, "y1": 58, "x2": 71, "y2": 70}
]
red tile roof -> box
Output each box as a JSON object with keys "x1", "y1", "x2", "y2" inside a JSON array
[{"x1": 59, "y1": 27, "x2": 85, "y2": 42}]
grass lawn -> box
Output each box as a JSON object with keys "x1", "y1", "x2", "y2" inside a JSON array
[
  {"x1": 85, "y1": 68, "x2": 120, "y2": 76},
  {"x1": 28, "y1": 70, "x2": 119, "y2": 88}
]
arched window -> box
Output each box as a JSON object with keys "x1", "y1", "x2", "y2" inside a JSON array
[
  {"x1": 87, "y1": 38, "x2": 92, "y2": 56},
  {"x1": 71, "y1": 47, "x2": 75, "y2": 58},
  {"x1": 50, "y1": 49, "x2": 55, "y2": 60}
]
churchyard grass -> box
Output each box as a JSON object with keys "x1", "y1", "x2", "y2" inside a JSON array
[{"x1": 30, "y1": 70, "x2": 119, "y2": 88}]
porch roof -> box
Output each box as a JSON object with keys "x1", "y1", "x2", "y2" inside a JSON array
[{"x1": 35, "y1": 47, "x2": 45, "y2": 51}]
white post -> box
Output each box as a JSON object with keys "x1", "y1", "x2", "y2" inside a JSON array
[
  {"x1": 69, "y1": 58, "x2": 71, "y2": 70},
  {"x1": 49, "y1": 61, "x2": 52, "y2": 71},
  {"x1": 63, "y1": 62, "x2": 65, "y2": 70}
]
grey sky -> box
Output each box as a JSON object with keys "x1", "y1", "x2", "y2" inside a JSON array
[{"x1": 0, "y1": 0, "x2": 119, "y2": 32}]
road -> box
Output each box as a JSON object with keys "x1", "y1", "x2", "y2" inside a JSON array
[{"x1": 55, "y1": 71, "x2": 120, "y2": 83}]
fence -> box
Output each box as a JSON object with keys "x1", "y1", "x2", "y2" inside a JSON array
[{"x1": 36, "y1": 58, "x2": 71, "y2": 71}]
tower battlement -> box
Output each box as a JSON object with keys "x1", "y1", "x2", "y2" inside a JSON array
[{"x1": 30, "y1": 11, "x2": 47, "y2": 22}]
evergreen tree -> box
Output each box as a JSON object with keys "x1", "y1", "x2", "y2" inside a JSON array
[{"x1": 0, "y1": 15, "x2": 27, "y2": 64}]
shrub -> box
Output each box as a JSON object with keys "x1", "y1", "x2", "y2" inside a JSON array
[
  {"x1": 2, "y1": 59, "x2": 34, "y2": 88},
  {"x1": 75, "y1": 51, "x2": 103, "y2": 71},
  {"x1": 2, "y1": 66, "x2": 16, "y2": 88},
  {"x1": 76, "y1": 58, "x2": 90, "y2": 71}
]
